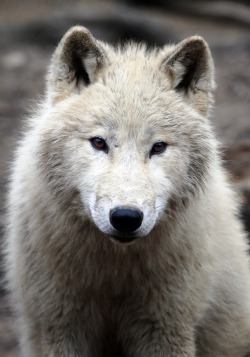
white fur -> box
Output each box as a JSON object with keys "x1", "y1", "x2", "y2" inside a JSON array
[{"x1": 5, "y1": 26, "x2": 250, "y2": 357}]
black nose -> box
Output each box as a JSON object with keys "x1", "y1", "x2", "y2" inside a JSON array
[{"x1": 110, "y1": 207, "x2": 143, "y2": 233}]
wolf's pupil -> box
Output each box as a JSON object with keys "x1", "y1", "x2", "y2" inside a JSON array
[
  {"x1": 90, "y1": 137, "x2": 108, "y2": 152},
  {"x1": 151, "y1": 141, "x2": 167, "y2": 155}
]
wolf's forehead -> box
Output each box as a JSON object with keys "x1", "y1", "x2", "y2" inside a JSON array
[
  {"x1": 99, "y1": 65, "x2": 170, "y2": 119},
  {"x1": 73, "y1": 45, "x2": 187, "y2": 135},
  {"x1": 102, "y1": 45, "x2": 165, "y2": 87},
  {"x1": 81, "y1": 74, "x2": 181, "y2": 137},
  {"x1": 104, "y1": 61, "x2": 162, "y2": 90},
  {"x1": 85, "y1": 99, "x2": 179, "y2": 142}
]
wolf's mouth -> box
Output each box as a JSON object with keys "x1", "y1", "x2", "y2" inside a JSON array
[{"x1": 110, "y1": 234, "x2": 140, "y2": 244}]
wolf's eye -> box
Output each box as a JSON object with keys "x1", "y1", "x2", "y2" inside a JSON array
[
  {"x1": 90, "y1": 136, "x2": 108, "y2": 153},
  {"x1": 150, "y1": 141, "x2": 167, "y2": 156}
]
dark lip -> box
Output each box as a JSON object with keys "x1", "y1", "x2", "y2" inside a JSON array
[{"x1": 110, "y1": 234, "x2": 139, "y2": 244}]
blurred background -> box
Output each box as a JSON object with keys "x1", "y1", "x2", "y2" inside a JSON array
[{"x1": 0, "y1": 0, "x2": 250, "y2": 355}]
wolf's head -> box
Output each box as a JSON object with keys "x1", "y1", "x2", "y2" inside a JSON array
[{"x1": 40, "y1": 26, "x2": 216, "y2": 244}]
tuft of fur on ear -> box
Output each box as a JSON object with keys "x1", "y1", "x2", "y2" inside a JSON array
[
  {"x1": 162, "y1": 36, "x2": 215, "y2": 116},
  {"x1": 47, "y1": 26, "x2": 106, "y2": 104}
]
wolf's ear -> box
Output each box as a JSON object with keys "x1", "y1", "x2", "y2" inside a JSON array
[
  {"x1": 47, "y1": 26, "x2": 106, "y2": 104},
  {"x1": 162, "y1": 36, "x2": 215, "y2": 116}
]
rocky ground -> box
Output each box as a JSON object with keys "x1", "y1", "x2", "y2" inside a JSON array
[{"x1": 0, "y1": 0, "x2": 250, "y2": 355}]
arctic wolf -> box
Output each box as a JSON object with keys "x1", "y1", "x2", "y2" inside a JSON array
[{"x1": 5, "y1": 26, "x2": 250, "y2": 357}]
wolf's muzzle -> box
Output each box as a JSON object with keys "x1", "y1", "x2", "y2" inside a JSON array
[{"x1": 109, "y1": 207, "x2": 143, "y2": 236}]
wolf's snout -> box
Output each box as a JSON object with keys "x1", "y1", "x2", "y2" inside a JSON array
[{"x1": 110, "y1": 207, "x2": 143, "y2": 233}]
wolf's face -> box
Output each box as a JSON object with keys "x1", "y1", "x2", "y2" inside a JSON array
[{"x1": 41, "y1": 27, "x2": 215, "y2": 243}]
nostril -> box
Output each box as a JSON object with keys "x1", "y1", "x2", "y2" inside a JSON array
[{"x1": 110, "y1": 207, "x2": 143, "y2": 233}]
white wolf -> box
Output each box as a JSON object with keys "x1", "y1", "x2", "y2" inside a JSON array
[{"x1": 5, "y1": 26, "x2": 250, "y2": 357}]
